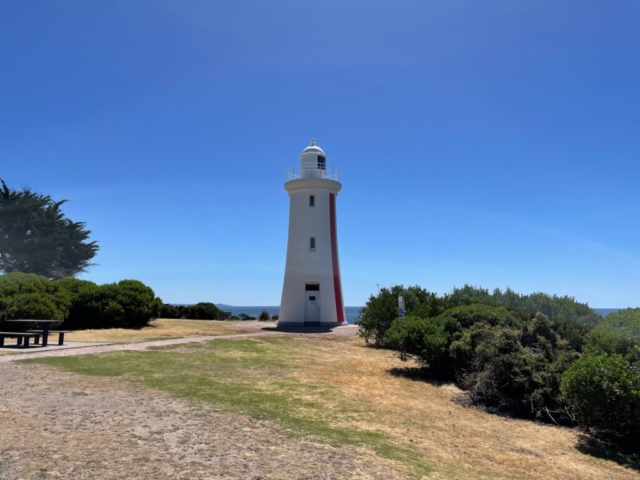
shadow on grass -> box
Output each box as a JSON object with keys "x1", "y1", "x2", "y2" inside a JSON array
[
  {"x1": 576, "y1": 434, "x2": 640, "y2": 472},
  {"x1": 261, "y1": 325, "x2": 343, "y2": 333},
  {"x1": 388, "y1": 366, "x2": 452, "y2": 387}
]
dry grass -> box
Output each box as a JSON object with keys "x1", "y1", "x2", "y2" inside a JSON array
[
  {"x1": 58, "y1": 318, "x2": 263, "y2": 344},
  {"x1": 0, "y1": 319, "x2": 263, "y2": 355},
  {"x1": 277, "y1": 335, "x2": 638, "y2": 480}
]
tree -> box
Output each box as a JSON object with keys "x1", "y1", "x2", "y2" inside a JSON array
[
  {"x1": 0, "y1": 179, "x2": 98, "y2": 278},
  {"x1": 183, "y1": 302, "x2": 221, "y2": 320}
]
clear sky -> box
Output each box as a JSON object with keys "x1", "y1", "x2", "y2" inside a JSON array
[{"x1": 1, "y1": 1, "x2": 638, "y2": 307}]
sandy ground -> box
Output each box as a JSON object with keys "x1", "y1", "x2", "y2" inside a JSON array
[{"x1": 0, "y1": 360, "x2": 402, "y2": 480}]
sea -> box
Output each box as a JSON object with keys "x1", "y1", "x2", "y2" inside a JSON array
[
  {"x1": 214, "y1": 306, "x2": 622, "y2": 324},
  {"x1": 216, "y1": 305, "x2": 363, "y2": 323}
]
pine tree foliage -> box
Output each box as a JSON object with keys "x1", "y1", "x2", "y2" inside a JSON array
[{"x1": 0, "y1": 179, "x2": 98, "y2": 278}]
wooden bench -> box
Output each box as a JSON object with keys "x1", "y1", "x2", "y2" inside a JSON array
[
  {"x1": 0, "y1": 332, "x2": 41, "y2": 348},
  {"x1": 27, "y1": 330, "x2": 73, "y2": 346}
]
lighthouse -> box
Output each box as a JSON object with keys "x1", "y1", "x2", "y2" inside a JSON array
[{"x1": 278, "y1": 139, "x2": 346, "y2": 327}]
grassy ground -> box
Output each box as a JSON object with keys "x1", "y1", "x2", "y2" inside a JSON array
[
  {"x1": 66, "y1": 319, "x2": 259, "y2": 344},
  {"x1": 67, "y1": 318, "x2": 263, "y2": 343},
  {"x1": 0, "y1": 319, "x2": 259, "y2": 355},
  {"x1": 25, "y1": 333, "x2": 639, "y2": 479}
]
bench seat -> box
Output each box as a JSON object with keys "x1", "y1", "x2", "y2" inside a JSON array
[
  {"x1": 0, "y1": 332, "x2": 41, "y2": 348},
  {"x1": 26, "y1": 330, "x2": 73, "y2": 346},
  {"x1": 27, "y1": 330, "x2": 73, "y2": 345}
]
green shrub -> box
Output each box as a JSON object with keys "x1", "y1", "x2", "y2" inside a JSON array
[
  {"x1": 488, "y1": 288, "x2": 601, "y2": 352},
  {"x1": 63, "y1": 283, "x2": 124, "y2": 329},
  {"x1": 452, "y1": 313, "x2": 576, "y2": 420},
  {"x1": 430, "y1": 304, "x2": 521, "y2": 377},
  {"x1": 443, "y1": 285, "x2": 495, "y2": 308},
  {"x1": 183, "y1": 302, "x2": 221, "y2": 320},
  {"x1": 562, "y1": 350, "x2": 640, "y2": 445},
  {"x1": 52, "y1": 277, "x2": 98, "y2": 296},
  {"x1": 258, "y1": 310, "x2": 272, "y2": 321},
  {"x1": 387, "y1": 305, "x2": 522, "y2": 378},
  {"x1": 0, "y1": 293, "x2": 66, "y2": 323},
  {"x1": 359, "y1": 283, "x2": 615, "y2": 434},
  {"x1": 585, "y1": 308, "x2": 640, "y2": 356},
  {"x1": 357, "y1": 285, "x2": 441, "y2": 346},
  {"x1": 0, "y1": 273, "x2": 162, "y2": 330},
  {"x1": 388, "y1": 304, "x2": 578, "y2": 421},
  {"x1": 113, "y1": 280, "x2": 162, "y2": 328},
  {"x1": 435, "y1": 303, "x2": 521, "y2": 331},
  {"x1": 0, "y1": 273, "x2": 71, "y2": 327},
  {"x1": 62, "y1": 280, "x2": 161, "y2": 329},
  {"x1": 357, "y1": 284, "x2": 599, "y2": 350},
  {"x1": 387, "y1": 316, "x2": 450, "y2": 368},
  {"x1": 0, "y1": 272, "x2": 52, "y2": 293},
  {"x1": 160, "y1": 303, "x2": 182, "y2": 319},
  {"x1": 561, "y1": 308, "x2": 640, "y2": 445}
]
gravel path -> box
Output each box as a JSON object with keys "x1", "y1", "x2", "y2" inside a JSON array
[
  {"x1": 0, "y1": 361, "x2": 400, "y2": 479},
  {"x1": 0, "y1": 324, "x2": 400, "y2": 479},
  {"x1": 0, "y1": 325, "x2": 359, "y2": 363},
  {"x1": 0, "y1": 332, "x2": 276, "y2": 363}
]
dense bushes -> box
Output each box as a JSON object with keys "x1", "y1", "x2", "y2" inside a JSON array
[
  {"x1": 387, "y1": 305, "x2": 576, "y2": 420},
  {"x1": 0, "y1": 273, "x2": 162, "y2": 330},
  {"x1": 160, "y1": 303, "x2": 182, "y2": 319},
  {"x1": 357, "y1": 285, "x2": 441, "y2": 346},
  {"x1": 357, "y1": 284, "x2": 600, "y2": 350},
  {"x1": 62, "y1": 280, "x2": 162, "y2": 329},
  {"x1": 452, "y1": 312, "x2": 577, "y2": 420},
  {"x1": 183, "y1": 302, "x2": 221, "y2": 320},
  {"x1": 0, "y1": 292, "x2": 67, "y2": 323},
  {"x1": 562, "y1": 352, "x2": 640, "y2": 445},
  {"x1": 0, "y1": 272, "x2": 72, "y2": 324},
  {"x1": 561, "y1": 308, "x2": 640, "y2": 446},
  {"x1": 363, "y1": 284, "x2": 640, "y2": 447},
  {"x1": 584, "y1": 308, "x2": 640, "y2": 356}
]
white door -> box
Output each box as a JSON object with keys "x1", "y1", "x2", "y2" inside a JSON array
[{"x1": 305, "y1": 293, "x2": 320, "y2": 323}]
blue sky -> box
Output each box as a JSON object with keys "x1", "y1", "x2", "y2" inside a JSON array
[{"x1": 1, "y1": 1, "x2": 638, "y2": 307}]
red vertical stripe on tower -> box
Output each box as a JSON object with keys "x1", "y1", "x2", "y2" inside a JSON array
[{"x1": 329, "y1": 193, "x2": 345, "y2": 323}]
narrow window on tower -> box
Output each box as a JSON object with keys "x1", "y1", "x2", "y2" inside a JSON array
[
  {"x1": 317, "y1": 155, "x2": 326, "y2": 171},
  {"x1": 309, "y1": 237, "x2": 316, "y2": 251},
  {"x1": 309, "y1": 195, "x2": 315, "y2": 207}
]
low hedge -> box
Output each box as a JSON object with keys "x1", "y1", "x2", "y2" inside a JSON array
[{"x1": 0, "y1": 273, "x2": 162, "y2": 330}]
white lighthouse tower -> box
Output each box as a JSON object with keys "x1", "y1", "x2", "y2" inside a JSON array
[{"x1": 278, "y1": 139, "x2": 346, "y2": 327}]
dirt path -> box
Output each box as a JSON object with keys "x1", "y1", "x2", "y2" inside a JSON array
[
  {"x1": 0, "y1": 359, "x2": 401, "y2": 480},
  {"x1": 0, "y1": 325, "x2": 360, "y2": 364}
]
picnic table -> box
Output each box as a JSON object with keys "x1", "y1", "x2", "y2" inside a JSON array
[{"x1": 4, "y1": 319, "x2": 63, "y2": 347}]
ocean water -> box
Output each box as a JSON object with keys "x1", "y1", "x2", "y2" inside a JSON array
[
  {"x1": 214, "y1": 306, "x2": 622, "y2": 323},
  {"x1": 594, "y1": 308, "x2": 622, "y2": 317},
  {"x1": 216, "y1": 305, "x2": 362, "y2": 323}
]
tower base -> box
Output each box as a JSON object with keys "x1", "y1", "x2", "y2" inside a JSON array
[{"x1": 275, "y1": 321, "x2": 348, "y2": 332}]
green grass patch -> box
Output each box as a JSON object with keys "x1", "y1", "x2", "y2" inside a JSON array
[{"x1": 23, "y1": 337, "x2": 489, "y2": 478}]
